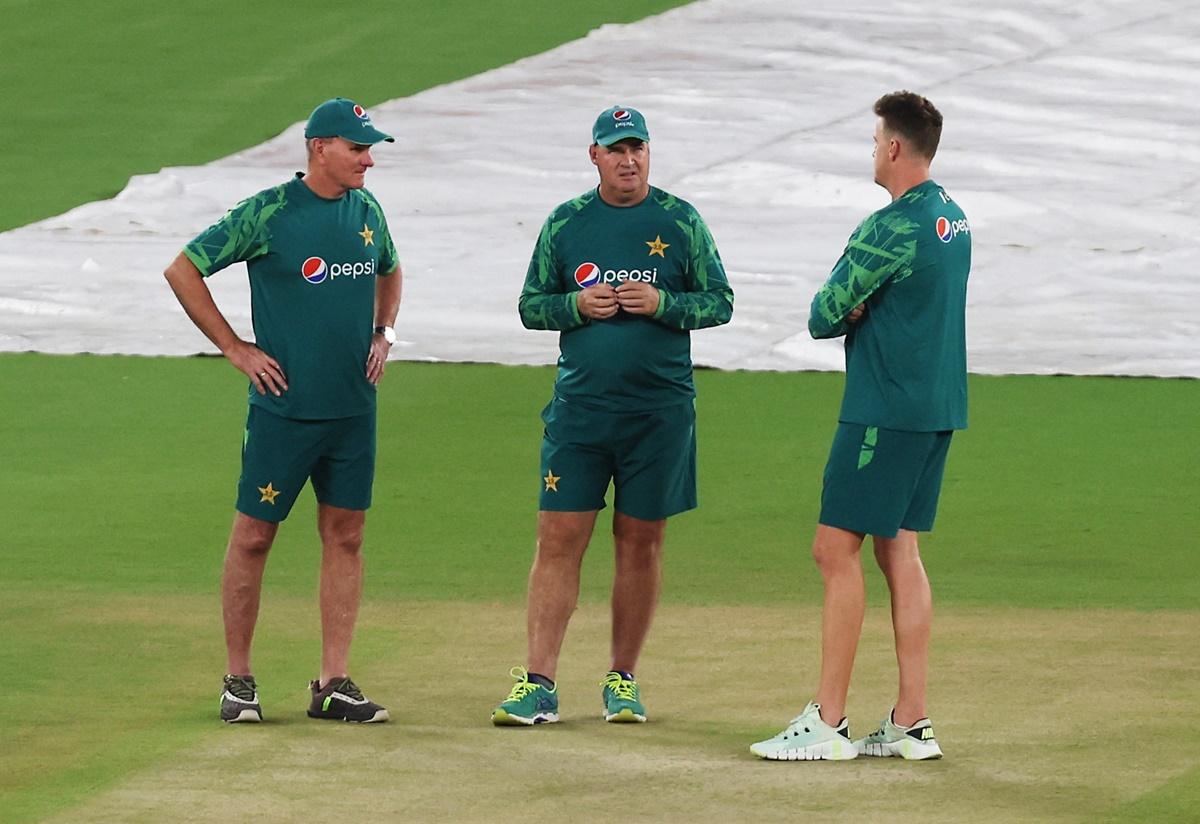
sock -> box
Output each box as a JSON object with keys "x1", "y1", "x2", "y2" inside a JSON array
[{"x1": 526, "y1": 672, "x2": 555, "y2": 690}]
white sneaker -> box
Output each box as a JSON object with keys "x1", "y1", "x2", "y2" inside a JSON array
[
  {"x1": 750, "y1": 701, "x2": 857, "y2": 760},
  {"x1": 854, "y1": 710, "x2": 943, "y2": 760}
]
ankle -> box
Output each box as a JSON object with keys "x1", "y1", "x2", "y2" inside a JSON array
[{"x1": 892, "y1": 707, "x2": 927, "y2": 728}]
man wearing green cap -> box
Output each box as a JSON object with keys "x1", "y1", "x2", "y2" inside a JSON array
[
  {"x1": 164, "y1": 97, "x2": 401, "y2": 724},
  {"x1": 492, "y1": 105, "x2": 734, "y2": 726}
]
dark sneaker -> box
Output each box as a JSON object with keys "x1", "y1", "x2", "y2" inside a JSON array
[
  {"x1": 307, "y1": 676, "x2": 389, "y2": 723},
  {"x1": 220, "y1": 674, "x2": 262, "y2": 723}
]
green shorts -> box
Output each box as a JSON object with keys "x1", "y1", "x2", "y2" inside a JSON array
[
  {"x1": 819, "y1": 423, "x2": 953, "y2": 538},
  {"x1": 538, "y1": 397, "x2": 697, "y2": 521},
  {"x1": 236, "y1": 405, "x2": 376, "y2": 523}
]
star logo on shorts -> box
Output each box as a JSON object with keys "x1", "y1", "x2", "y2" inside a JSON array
[
  {"x1": 258, "y1": 482, "x2": 280, "y2": 504},
  {"x1": 358, "y1": 224, "x2": 375, "y2": 246},
  {"x1": 543, "y1": 470, "x2": 560, "y2": 492},
  {"x1": 645, "y1": 235, "x2": 669, "y2": 257}
]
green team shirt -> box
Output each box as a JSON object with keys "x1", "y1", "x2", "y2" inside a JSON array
[
  {"x1": 184, "y1": 174, "x2": 398, "y2": 420},
  {"x1": 809, "y1": 179, "x2": 970, "y2": 432},
  {"x1": 519, "y1": 186, "x2": 734, "y2": 412}
]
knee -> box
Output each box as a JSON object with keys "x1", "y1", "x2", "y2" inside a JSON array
[
  {"x1": 617, "y1": 539, "x2": 662, "y2": 571},
  {"x1": 232, "y1": 520, "x2": 276, "y2": 556},
  {"x1": 811, "y1": 536, "x2": 857, "y2": 576},
  {"x1": 873, "y1": 533, "x2": 920, "y2": 571},
  {"x1": 243, "y1": 534, "x2": 273, "y2": 555},
  {"x1": 534, "y1": 535, "x2": 586, "y2": 566},
  {"x1": 613, "y1": 526, "x2": 663, "y2": 571},
  {"x1": 322, "y1": 525, "x2": 363, "y2": 556}
]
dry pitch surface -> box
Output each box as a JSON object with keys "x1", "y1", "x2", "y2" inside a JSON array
[{"x1": 38, "y1": 600, "x2": 1200, "y2": 823}]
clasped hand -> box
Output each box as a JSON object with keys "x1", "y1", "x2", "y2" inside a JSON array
[{"x1": 577, "y1": 282, "x2": 660, "y2": 320}]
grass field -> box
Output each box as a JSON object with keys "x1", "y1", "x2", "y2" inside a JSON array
[
  {"x1": 0, "y1": 0, "x2": 689, "y2": 233},
  {"x1": 1, "y1": 356, "x2": 1197, "y2": 822},
  {"x1": 2, "y1": 0, "x2": 1198, "y2": 821}
]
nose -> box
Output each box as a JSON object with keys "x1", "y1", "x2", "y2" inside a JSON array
[{"x1": 362, "y1": 149, "x2": 374, "y2": 168}]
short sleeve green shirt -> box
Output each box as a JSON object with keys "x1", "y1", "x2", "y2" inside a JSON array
[
  {"x1": 518, "y1": 186, "x2": 734, "y2": 412},
  {"x1": 809, "y1": 180, "x2": 971, "y2": 432},
  {"x1": 184, "y1": 175, "x2": 398, "y2": 420}
]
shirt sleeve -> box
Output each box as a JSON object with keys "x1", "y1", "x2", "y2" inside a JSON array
[
  {"x1": 182, "y1": 188, "x2": 281, "y2": 277},
  {"x1": 653, "y1": 209, "x2": 734, "y2": 330},
  {"x1": 365, "y1": 192, "x2": 399, "y2": 275},
  {"x1": 518, "y1": 213, "x2": 586, "y2": 331},
  {"x1": 808, "y1": 210, "x2": 918, "y2": 339}
]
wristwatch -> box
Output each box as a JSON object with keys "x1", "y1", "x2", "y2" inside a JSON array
[{"x1": 374, "y1": 325, "x2": 396, "y2": 345}]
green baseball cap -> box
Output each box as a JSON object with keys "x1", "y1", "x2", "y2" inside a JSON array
[
  {"x1": 304, "y1": 98, "x2": 394, "y2": 145},
  {"x1": 592, "y1": 105, "x2": 649, "y2": 146}
]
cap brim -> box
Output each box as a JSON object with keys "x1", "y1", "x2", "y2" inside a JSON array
[
  {"x1": 595, "y1": 130, "x2": 649, "y2": 147},
  {"x1": 305, "y1": 129, "x2": 395, "y2": 144},
  {"x1": 345, "y1": 126, "x2": 394, "y2": 145}
]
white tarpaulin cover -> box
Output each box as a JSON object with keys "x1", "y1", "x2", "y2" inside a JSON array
[{"x1": 1, "y1": 0, "x2": 1196, "y2": 377}]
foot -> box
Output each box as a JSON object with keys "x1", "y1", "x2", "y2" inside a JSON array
[
  {"x1": 306, "y1": 676, "x2": 389, "y2": 723},
  {"x1": 220, "y1": 674, "x2": 262, "y2": 723},
  {"x1": 854, "y1": 710, "x2": 943, "y2": 760},
  {"x1": 600, "y1": 670, "x2": 647, "y2": 723},
  {"x1": 492, "y1": 666, "x2": 559, "y2": 726},
  {"x1": 750, "y1": 701, "x2": 857, "y2": 760}
]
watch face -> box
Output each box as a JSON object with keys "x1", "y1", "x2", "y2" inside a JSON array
[{"x1": 380, "y1": 326, "x2": 396, "y2": 344}]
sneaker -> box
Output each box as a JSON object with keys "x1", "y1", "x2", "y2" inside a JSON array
[
  {"x1": 492, "y1": 666, "x2": 559, "y2": 726},
  {"x1": 220, "y1": 674, "x2": 262, "y2": 723},
  {"x1": 601, "y1": 670, "x2": 647, "y2": 723},
  {"x1": 854, "y1": 710, "x2": 943, "y2": 760},
  {"x1": 306, "y1": 676, "x2": 389, "y2": 723},
  {"x1": 750, "y1": 701, "x2": 857, "y2": 760}
]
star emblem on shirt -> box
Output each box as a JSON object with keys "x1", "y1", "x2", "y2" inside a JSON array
[
  {"x1": 543, "y1": 470, "x2": 560, "y2": 492},
  {"x1": 258, "y1": 482, "x2": 280, "y2": 504},
  {"x1": 646, "y1": 235, "x2": 669, "y2": 257},
  {"x1": 358, "y1": 224, "x2": 375, "y2": 246}
]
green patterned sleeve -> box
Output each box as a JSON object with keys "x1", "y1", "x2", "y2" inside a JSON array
[
  {"x1": 182, "y1": 186, "x2": 282, "y2": 277},
  {"x1": 808, "y1": 209, "x2": 918, "y2": 339},
  {"x1": 653, "y1": 209, "x2": 734, "y2": 330},
  {"x1": 518, "y1": 213, "x2": 585, "y2": 331}
]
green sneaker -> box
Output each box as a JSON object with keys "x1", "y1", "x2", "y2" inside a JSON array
[
  {"x1": 750, "y1": 701, "x2": 857, "y2": 760},
  {"x1": 492, "y1": 667, "x2": 559, "y2": 726},
  {"x1": 601, "y1": 670, "x2": 646, "y2": 723},
  {"x1": 854, "y1": 710, "x2": 943, "y2": 760}
]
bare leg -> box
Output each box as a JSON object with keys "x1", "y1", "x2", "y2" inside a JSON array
[
  {"x1": 526, "y1": 510, "x2": 598, "y2": 679},
  {"x1": 222, "y1": 513, "x2": 279, "y2": 675},
  {"x1": 812, "y1": 524, "x2": 866, "y2": 725},
  {"x1": 873, "y1": 529, "x2": 932, "y2": 726},
  {"x1": 317, "y1": 504, "x2": 365, "y2": 686},
  {"x1": 610, "y1": 512, "x2": 667, "y2": 673}
]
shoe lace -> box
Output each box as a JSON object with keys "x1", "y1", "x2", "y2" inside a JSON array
[
  {"x1": 600, "y1": 671, "x2": 639, "y2": 700},
  {"x1": 504, "y1": 666, "x2": 542, "y2": 701},
  {"x1": 225, "y1": 675, "x2": 256, "y2": 701},
  {"x1": 330, "y1": 677, "x2": 364, "y2": 700}
]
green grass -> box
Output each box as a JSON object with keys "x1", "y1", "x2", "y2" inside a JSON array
[
  {"x1": 3, "y1": 0, "x2": 1198, "y2": 818},
  {"x1": 5, "y1": 599, "x2": 1199, "y2": 823},
  {"x1": 2, "y1": 354, "x2": 1196, "y2": 610},
  {"x1": 1104, "y1": 764, "x2": 1200, "y2": 823},
  {"x1": 0, "y1": 0, "x2": 691, "y2": 232}
]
